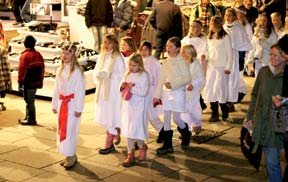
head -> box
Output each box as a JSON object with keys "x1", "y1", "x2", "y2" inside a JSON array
[
  {"x1": 128, "y1": 53, "x2": 144, "y2": 73},
  {"x1": 120, "y1": 36, "x2": 137, "y2": 53},
  {"x1": 166, "y1": 37, "x2": 181, "y2": 57},
  {"x1": 224, "y1": 8, "x2": 237, "y2": 24},
  {"x1": 243, "y1": 0, "x2": 253, "y2": 9},
  {"x1": 271, "y1": 12, "x2": 283, "y2": 29},
  {"x1": 208, "y1": 15, "x2": 226, "y2": 39},
  {"x1": 270, "y1": 44, "x2": 286, "y2": 70},
  {"x1": 257, "y1": 13, "x2": 271, "y2": 28},
  {"x1": 278, "y1": 34, "x2": 288, "y2": 59},
  {"x1": 24, "y1": 35, "x2": 36, "y2": 49},
  {"x1": 61, "y1": 44, "x2": 78, "y2": 64},
  {"x1": 201, "y1": 0, "x2": 210, "y2": 7},
  {"x1": 180, "y1": 45, "x2": 197, "y2": 64},
  {"x1": 139, "y1": 40, "x2": 152, "y2": 57},
  {"x1": 101, "y1": 34, "x2": 120, "y2": 53},
  {"x1": 189, "y1": 20, "x2": 203, "y2": 37}
]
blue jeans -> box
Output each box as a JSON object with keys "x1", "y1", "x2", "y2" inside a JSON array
[
  {"x1": 21, "y1": 0, "x2": 36, "y2": 23},
  {"x1": 263, "y1": 146, "x2": 282, "y2": 182},
  {"x1": 24, "y1": 88, "x2": 37, "y2": 122}
]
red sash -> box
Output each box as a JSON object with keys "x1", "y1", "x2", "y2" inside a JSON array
[{"x1": 58, "y1": 93, "x2": 74, "y2": 142}]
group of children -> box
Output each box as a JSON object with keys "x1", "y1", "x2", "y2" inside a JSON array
[{"x1": 51, "y1": 7, "x2": 287, "y2": 169}]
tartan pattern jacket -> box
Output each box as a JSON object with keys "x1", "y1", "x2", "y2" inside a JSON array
[{"x1": 0, "y1": 48, "x2": 11, "y2": 92}]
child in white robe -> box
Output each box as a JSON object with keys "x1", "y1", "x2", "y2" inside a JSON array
[
  {"x1": 121, "y1": 53, "x2": 149, "y2": 167},
  {"x1": 180, "y1": 45, "x2": 205, "y2": 135},
  {"x1": 153, "y1": 37, "x2": 191, "y2": 153},
  {"x1": 205, "y1": 15, "x2": 233, "y2": 122},
  {"x1": 93, "y1": 34, "x2": 126, "y2": 154},
  {"x1": 52, "y1": 44, "x2": 85, "y2": 169},
  {"x1": 120, "y1": 36, "x2": 137, "y2": 69},
  {"x1": 139, "y1": 40, "x2": 164, "y2": 143}
]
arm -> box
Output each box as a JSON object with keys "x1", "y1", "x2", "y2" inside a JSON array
[
  {"x1": 18, "y1": 54, "x2": 28, "y2": 84},
  {"x1": 52, "y1": 71, "x2": 60, "y2": 113},
  {"x1": 74, "y1": 70, "x2": 86, "y2": 116},
  {"x1": 154, "y1": 64, "x2": 165, "y2": 99},
  {"x1": 170, "y1": 60, "x2": 191, "y2": 90},
  {"x1": 224, "y1": 35, "x2": 233, "y2": 72},
  {"x1": 84, "y1": 0, "x2": 91, "y2": 28}
]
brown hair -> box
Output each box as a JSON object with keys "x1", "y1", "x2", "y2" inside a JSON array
[
  {"x1": 121, "y1": 36, "x2": 137, "y2": 53},
  {"x1": 208, "y1": 15, "x2": 227, "y2": 39}
]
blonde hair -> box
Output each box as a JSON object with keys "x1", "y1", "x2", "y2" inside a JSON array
[
  {"x1": 59, "y1": 45, "x2": 84, "y2": 79},
  {"x1": 189, "y1": 20, "x2": 203, "y2": 37},
  {"x1": 121, "y1": 36, "x2": 137, "y2": 53},
  {"x1": 101, "y1": 34, "x2": 121, "y2": 55},
  {"x1": 181, "y1": 45, "x2": 197, "y2": 64},
  {"x1": 125, "y1": 53, "x2": 145, "y2": 76}
]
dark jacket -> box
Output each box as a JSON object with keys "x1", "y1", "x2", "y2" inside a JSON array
[
  {"x1": 149, "y1": 0, "x2": 183, "y2": 38},
  {"x1": 113, "y1": 0, "x2": 134, "y2": 31},
  {"x1": 84, "y1": 0, "x2": 113, "y2": 28},
  {"x1": 18, "y1": 48, "x2": 45, "y2": 89},
  {"x1": 246, "y1": 66, "x2": 284, "y2": 148}
]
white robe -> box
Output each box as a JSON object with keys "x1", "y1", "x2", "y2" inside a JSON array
[
  {"x1": 204, "y1": 35, "x2": 232, "y2": 103},
  {"x1": 52, "y1": 63, "x2": 85, "y2": 156},
  {"x1": 181, "y1": 60, "x2": 205, "y2": 128},
  {"x1": 181, "y1": 36, "x2": 208, "y2": 60},
  {"x1": 121, "y1": 72, "x2": 149, "y2": 140},
  {"x1": 223, "y1": 20, "x2": 252, "y2": 102},
  {"x1": 93, "y1": 52, "x2": 125, "y2": 135},
  {"x1": 143, "y1": 55, "x2": 163, "y2": 132}
]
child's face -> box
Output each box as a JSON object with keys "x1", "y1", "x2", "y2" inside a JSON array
[
  {"x1": 62, "y1": 50, "x2": 73, "y2": 63},
  {"x1": 120, "y1": 41, "x2": 130, "y2": 52},
  {"x1": 189, "y1": 22, "x2": 200, "y2": 37},
  {"x1": 181, "y1": 49, "x2": 189, "y2": 62},
  {"x1": 104, "y1": 39, "x2": 114, "y2": 52},
  {"x1": 236, "y1": 12, "x2": 244, "y2": 21},
  {"x1": 225, "y1": 11, "x2": 236, "y2": 24},
  {"x1": 270, "y1": 47, "x2": 285, "y2": 68},
  {"x1": 209, "y1": 21, "x2": 221, "y2": 33},
  {"x1": 166, "y1": 41, "x2": 179, "y2": 57},
  {"x1": 129, "y1": 60, "x2": 140, "y2": 73},
  {"x1": 139, "y1": 45, "x2": 151, "y2": 57},
  {"x1": 258, "y1": 16, "x2": 268, "y2": 28},
  {"x1": 271, "y1": 16, "x2": 281, "y2": 28}
]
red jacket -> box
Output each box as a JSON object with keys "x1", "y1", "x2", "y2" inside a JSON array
[{"x1": 18, "y1": 48, "x2": 45, "y2": 88}]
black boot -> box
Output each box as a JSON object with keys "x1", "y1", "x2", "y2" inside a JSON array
[
  {"x1": 199, "y1": 95, "x2": 207, "y2": 110},
  {"x1": 237, "y1": 92, "x2": 246, "y2": 103},
  {"x1": 227, "y1": 102, "x2": 235, "y2": 112},
  {"x1": 177, "y1": 123, "x2": 191, "y2": 148},
  {"x1": 156, "y1": 130, "x2": 174, "y2": 154},
  {"x1": 156, "y1": 127, "x2": 165, "y2": 143},
  {"x1": 220, "y1": 103, "x2": 230, "y2": 121},
  {"x1": 208, "y1": 102, "x2": 220, "y2": 122}
]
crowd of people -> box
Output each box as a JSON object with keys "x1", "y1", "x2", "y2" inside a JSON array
[{"x1": 1, "y1": 0, "x2": 286, "y2": 181}]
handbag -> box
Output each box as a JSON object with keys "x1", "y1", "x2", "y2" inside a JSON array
[
  {"x1": 271, "y1": 105, "x2": 288, "y2": 134},
  {"x1": 120, "y1": 82, "x2": 134, "y2": 101}
]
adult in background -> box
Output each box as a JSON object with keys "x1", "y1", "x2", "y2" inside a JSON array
[
  {"x1": 189, "y1": 0, "x2": 221, "y2": 35},
  {"x1": 18, "y1": 35, "x2": 45, "y2": 125},
  {"x1": 239, "y1": 0, "x2": 258, "y2": 29},
  {"x1": 21, "y1": 0, "x2": 36, "y2": 23},
  {"x1": 149, "y1": 0, "x2": 183, "y2": 60},
  {"x1": 11, "y1": 0, "x2": 25, "y2": 26},
  {"x1": 113, "y1": 0, "x2": 137, "y2": 41},
  {"x1": 84, "y1": 0, "x2": 113, "y2": 54}
]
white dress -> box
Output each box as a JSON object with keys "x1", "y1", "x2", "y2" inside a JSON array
[
  {"x1": 121, "y1": 72, "x2": 149, "y2": 140},
  {"x1": 143, "y1": 55, "x2": 163, "y2": 132},
  {"x1": 204, "y1": 35, "x2": 233, "y2": 103},
  {"x1": 154, "y1": 54, "x2": 191, "y2": 112},
  {"x1": 93, "y1": 52, "x2": 126, "y2": 135},
  {"x1": 181, "y1": 36, "x2": 208, "y2": 60},
  {"x1": 223, "y1": 20, "x2": 252, "y2": 102},
  {"x1": 52, "y1": 63, "x2": 85, "y2": 156},
  {"x1": 181, "y1": 60, "x2": 205, "y2": 128}
]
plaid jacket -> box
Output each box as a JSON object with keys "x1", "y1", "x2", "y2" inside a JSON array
[{"x1": 0, "y1": 48, "x2": 11, "y2": 92}]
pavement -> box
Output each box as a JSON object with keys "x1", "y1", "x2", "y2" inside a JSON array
[{"x1": 0, "y1": 75, "x2": 286, "y2": 182}]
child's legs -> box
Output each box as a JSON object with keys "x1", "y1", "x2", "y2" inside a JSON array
[
  {"x1": 127, "y1": 138, "x2": 137, "y2": 152},
  {"x1": 173, "y1": 112, "x2": 186, "y2": 129},
  {"x1": 135, "y1": 139, "x2": 145, "y2": 148},
  {"x1": 163, "y1": 110, "x2": 172, "y2": 131}
]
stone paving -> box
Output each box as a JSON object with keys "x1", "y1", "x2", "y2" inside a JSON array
[{"x1": 0, "y1": 76, "x2": 285, "y2": 182}]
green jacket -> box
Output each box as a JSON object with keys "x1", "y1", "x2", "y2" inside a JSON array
[{"x1": 246, "y1": 66, "x2": 284, "y2": 148}]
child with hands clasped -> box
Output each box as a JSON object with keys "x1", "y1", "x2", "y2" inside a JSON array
[
  {"x1": 139, "y1": 41, "x2": 164, "y2": 143},
  {"x1": 52, "y1": 44, "x2": 86, "y2": 169},
  {"x1": 153, "y1": 37, "x2": 191, "y2": 154},
  {"x1": 120, "y1": 53, "x2": 150, "y2": 167},
  {"x1": 93, "y1": 34, "x2": 126, "y2": 154},
  {"x1": 180, "y1": 45, "x2": 205, "y2": 135}
]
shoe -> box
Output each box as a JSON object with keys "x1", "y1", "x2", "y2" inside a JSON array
[
  {"x1": 177, "y1": 123, "x2": 191, "y2": 147},
  {"x1": 156, "y1": 127, "x2": 165, "y2": 143},
  {"x1": 138, "y1": 144, "x2": 148, "y2": 161},
  {"x1": 222, "y1": 117, "x2": 233, "y2": 122},
  {"x1": 156, "y1": 130, "x2": 174, "y2": 154},
  {"x1": 227, "y1": 103, "x2": 235, "y2": 112},
  {"x1": 237, "y1": 92, "x2": 246, "y2": 103},
  {"x1": 63, "y1": 155, "x2": 77, "y2": 169},
  {"x1": 18, "y1": 119, "x2": 37, "y2": 125},
  {"x1": 193, "y1": 126, "x2": 202, "y2": 135},
  {"x1": 208, "y1": 115, "x2": 220, "y2": 122},
  {"x1": 60, "y1": 157, "x2": 68, "y2": 166},
  {"x1": 122, "y1": 150, "x2": 136, "y2": 167},
  {"x1": 99, "y1": 145, "x2": 115, "y2": 154}
]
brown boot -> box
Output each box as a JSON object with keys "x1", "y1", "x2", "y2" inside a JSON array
[
  {"x1": 60, "y1": 157, "x2": 68, "y2": 166},
  {"x1": 99, "y1": 131, "x2": 115, "y2": 154},
  {"x1": 63, "y1": 155, "x2": 77, "y2": 169},
  {"x1": 122, "y1": 150, "x2": 135, "y2": 167},
  {"x1": 113, "y1": 128, "x2": 121, "y2": 145},
  {"x1": 138, "y1": 144, "x2": 148, "y2": 161}
]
